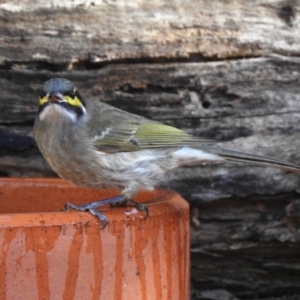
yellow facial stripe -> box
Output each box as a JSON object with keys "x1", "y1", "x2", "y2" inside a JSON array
[
  {"x1": 38, "y1": 88, "x2": 83, "y2": 108},
  {"x1": 63, "y1": 95, "x2": 82, "y2": 107},
  {"x1": 39, "y1": 95, "x2": 47, "y2": 106}
]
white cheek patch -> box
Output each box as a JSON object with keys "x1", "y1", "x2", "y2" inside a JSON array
[
  {"x1": 39, "y1": 105, "x2": 52, "y2": 121},
  {"x1": 39, "y1": 104, "x2": 77, "y2": 122}
]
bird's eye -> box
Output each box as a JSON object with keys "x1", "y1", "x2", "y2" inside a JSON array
[
  {"x1": 40, "y1": 91, "x2": 46, "y2": 99},
  {"x1": 65, "y1": 91, "x2": 75, "y2": 99}
]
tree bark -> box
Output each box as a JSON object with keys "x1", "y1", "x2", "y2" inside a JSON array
[{"x1": 1, "y1": 1, "x2": 300, "y2": 299}]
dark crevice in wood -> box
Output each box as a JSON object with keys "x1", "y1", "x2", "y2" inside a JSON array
[
  {"x1": 117, "y1": 83, "x2": 179, "y2": 95},
  {"x1": 0, "y1": 53, "x2": 262, "y2": 72}
]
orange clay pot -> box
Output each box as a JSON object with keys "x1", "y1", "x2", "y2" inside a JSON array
[{"x1": 0, "y1": 178, "x2": 190, "y2": 300}]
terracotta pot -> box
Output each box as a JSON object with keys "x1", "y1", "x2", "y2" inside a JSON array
[{"x1": 0, "y1": 178, "x2": 190, "y2": 300}]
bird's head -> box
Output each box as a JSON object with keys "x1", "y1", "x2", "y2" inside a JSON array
[{"x1": 38, "y1": 78, "x2": 86, "y2": 122}]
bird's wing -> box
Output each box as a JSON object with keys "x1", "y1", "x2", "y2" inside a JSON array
[
  {"x1": 90, "y1": 106, "x2": 300, "y2": 173},
  {"x1": 93, "y1": 122, "x2": 214, "y2": 153}
]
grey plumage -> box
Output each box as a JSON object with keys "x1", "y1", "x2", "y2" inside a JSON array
[{"x1": 43, "y1": 77, "x2": 74, "y2": 94}]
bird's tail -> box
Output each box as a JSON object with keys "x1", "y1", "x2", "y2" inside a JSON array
[{"x1": 203, "y1": 145, "x2": 300, "y2": 174}]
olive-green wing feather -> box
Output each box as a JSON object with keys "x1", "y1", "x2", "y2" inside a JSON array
[
  {"x1": 134, "y1": 123, "x2": 213, "y2": 148},
  {"x1": 93, "y1": 122, "x2": 214, "y2": 153},
  {"x1": 90, "y1": 109, "x2": 300, "y2": 173}
]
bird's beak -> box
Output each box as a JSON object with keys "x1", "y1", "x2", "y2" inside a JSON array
[{"x1": 48, "y1": 93, "x2": 63, "y2": 103}]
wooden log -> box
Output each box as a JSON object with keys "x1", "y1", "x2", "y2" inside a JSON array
[
  {"x1": 1, "y1": 58, "x2": 300, "y2": 197},
  {"x1": 190, "y1": 194, "x2": 300, "y2": 298},
  {"x1": 0, "y1": 0, "x2": 300, "y2": 64}
]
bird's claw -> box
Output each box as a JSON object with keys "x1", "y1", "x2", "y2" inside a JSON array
[
  {"x1": 63, "y1": 196, "x2": 149, "y2": 229},
  {"x1": 64, "y1": 202, "x2": 108, "y2": 229},
  {"x1": 128, "y1": 199, "x2": 149, "y2": 219},
  {"x1": 109, "y1": 198, "x2": 149, "y2": 218}
]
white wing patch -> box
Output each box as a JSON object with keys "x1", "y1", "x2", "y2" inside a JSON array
[
  {"x1": 92, "y1": 128, "x2": 111, "y2": 142},
  {"x1": 173, "y1": 147, "x2": 223, "y2": 166}
]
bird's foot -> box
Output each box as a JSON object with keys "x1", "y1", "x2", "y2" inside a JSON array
[
  {"x1": 64, "y1": 195, "x2": 125, "y2": 229},
  {"x1": 128, "y1": 199, "x2": 149, "y2": 218},
  {"x1": 110, "y1": 198, "x2": 149, "y2": 218},
  {"x1": 64, "y1": 195, "x2": 149, "y2": 228}
]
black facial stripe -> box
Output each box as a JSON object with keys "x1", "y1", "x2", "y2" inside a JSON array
[
  {"x1": 38, "y1": 102, "x2": 85, "y2": 118},
  {"x1": 60, "y1": 102, "x2": 85, "y2": 117},
  {"x1": 75, "y1": 90, "x2": 86, "y2": 107},
  {"x1": 38, "y1": 102, "x2": 50, "y2": 114},
  {"x1": 63, "y1": 91, "x2": 75, "y2": 99}
]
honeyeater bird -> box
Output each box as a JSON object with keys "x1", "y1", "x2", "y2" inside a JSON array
[{"x1": 34, "y1": 77, "x2": 300, "y2": 227}]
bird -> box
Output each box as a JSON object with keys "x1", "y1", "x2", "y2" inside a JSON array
[{"x1": 34, "y1": 77, "x2": 300, "y2": 228}]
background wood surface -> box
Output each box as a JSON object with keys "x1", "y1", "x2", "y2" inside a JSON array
[{"x1": 1, "y1": 1, "x2": 300, "y2": 299}]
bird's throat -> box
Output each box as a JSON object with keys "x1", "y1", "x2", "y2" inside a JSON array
[{"x1": 39, "y1": 103, "x2": 78, "y2": 123}]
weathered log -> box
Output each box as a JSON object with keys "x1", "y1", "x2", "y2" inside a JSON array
[
  {"x1": 190, "y1": 193, "x2": 300, "y2": 298},
  {"x1": 0, "y1": 0, "x2": 300, "y2": 64},
  {"x1": 1, "y1": 58, "x2": 300, "y2": 197}
]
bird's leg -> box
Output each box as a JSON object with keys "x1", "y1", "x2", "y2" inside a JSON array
[
  {"x1": 109, "y1": 199, "x2": 127, "y2": 207},
  {"x1": 64, "y1": 188, "x2": 149, "y2": 228},
  {"x1": 110, "y1": 187, "x2": 149, "y2": 217},
  {"x1": 64, "y1": 195, "x2": 126, "y2": 229}
]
